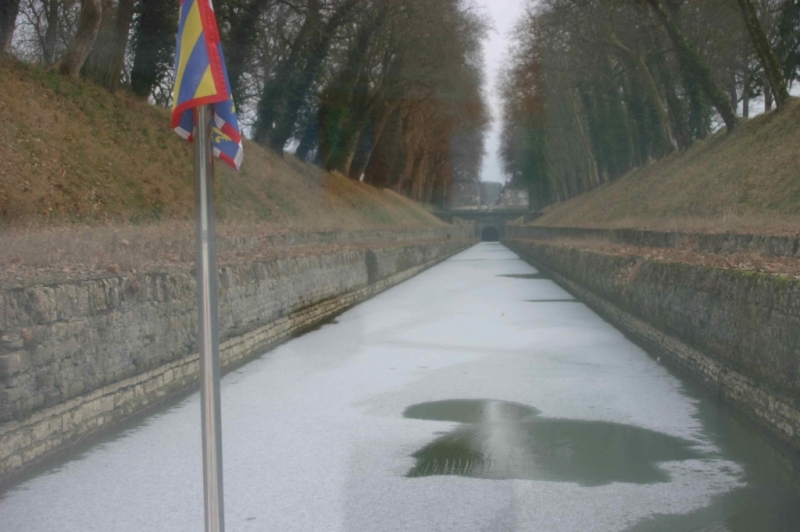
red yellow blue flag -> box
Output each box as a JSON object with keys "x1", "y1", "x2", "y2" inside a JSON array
[{"x1": 172, "y1": 0, "x2": 243, "y2": 170}]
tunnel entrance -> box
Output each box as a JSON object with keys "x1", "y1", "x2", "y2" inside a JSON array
[{"x1": 481, "y1": 226, "x2": 500, "y2": 242}]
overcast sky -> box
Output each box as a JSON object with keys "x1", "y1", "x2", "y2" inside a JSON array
[{"x1": 476, "y1": 0, "x2": 528, "y2": 183}]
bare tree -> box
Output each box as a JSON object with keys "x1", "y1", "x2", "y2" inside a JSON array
[
  {"x1": 500, "y1": 0, "x2": 792, "y2": 210},
  {"x1": 83, "y1": 0, "x2": 137, "y2": 90},
  {"x1": 59, "y1": 0, "x2": 102, "y2": 77},
  {"x1": 643, "y1": 0, "x2": 738, "y2": 132},
  {"x1": 1, "y1": 0, "x2": 21, "y2": 52},
  {"x1": 736, "y1": 0, "x2": 790, "y2": 108},
  {"x1": 42, "y1": 0, "x2": 60, "y2": 64}
]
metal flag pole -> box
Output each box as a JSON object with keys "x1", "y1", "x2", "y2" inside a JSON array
[{"x1": 194, "y1": 104, "x2": 226, "y2": 532}]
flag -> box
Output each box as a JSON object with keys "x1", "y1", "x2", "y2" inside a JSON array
[{"x1": 172, "y1": 0, "x2": 243, "y2": 170}]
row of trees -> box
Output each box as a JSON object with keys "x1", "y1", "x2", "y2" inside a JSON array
[
  {"x1": 500, "y1": 0, "x2": 800, "y2": 210},
  {"x1": 1, "y1": 0, "x2": 490, "y2": 207}
]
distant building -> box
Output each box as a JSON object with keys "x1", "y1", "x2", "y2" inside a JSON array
[
  {"x1": 498, "y1": 187, "x2": 529, "y2": 209},
  {"x1": 450, "y1": 182, "x2": 481, "y2": 208},
  {"x1": 451, "y1": 182, "x2": 527, "y2": 210}
]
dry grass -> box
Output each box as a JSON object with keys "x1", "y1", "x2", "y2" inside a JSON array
[
  {"x1": 530, "y1": 238, "x2": 800, "y2": 279},
  {"x1": 0, "y1": 54, "x2": 443, "y2": 230},
  {"x1": 3, "y1": 222, "x2": 222, "y2": 276},
  {"x1": 0, "y1": 57, "x2": 194, "y2": 222},
  {"x1": 534, "y1": 99, "x2": 800, "y2": 235}
]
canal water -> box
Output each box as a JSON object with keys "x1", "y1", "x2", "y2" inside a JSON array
[{"x1": 1, "y1": 243, "x2": 799, "y2": 531}]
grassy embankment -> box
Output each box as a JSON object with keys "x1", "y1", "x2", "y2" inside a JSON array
[
  {"x1": 0, "y1": 55, "x2": 441, "y2": 230},
  {"x1": 533, "y1": 99, "x2": 800, "y2": 235},
  {"x1": 0, "y1": 56, "x2": 450, "y2": 279}
]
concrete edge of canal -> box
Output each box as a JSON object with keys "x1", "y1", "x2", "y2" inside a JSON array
[
  {"x1": 504, "y1": 238, "x2": 800, "y2": 461},
  {"x1": 0, "y1": 229, "x2": 477, "y2": 484}
]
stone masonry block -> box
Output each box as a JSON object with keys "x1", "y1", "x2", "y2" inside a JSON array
[
  {"x1": 1, "y1": 332, "x2": 25, "y2": 350},
  {"x1": 0, "y1": 353, "x2": 21, "y2": 378}
]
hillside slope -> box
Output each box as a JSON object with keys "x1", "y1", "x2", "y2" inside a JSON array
[
  {"x1": 0, "y1": 56, "x2": 442, "y2": 230},
  {"x1": 533, "y1": 99, "x2": 800, "y2": 235}
]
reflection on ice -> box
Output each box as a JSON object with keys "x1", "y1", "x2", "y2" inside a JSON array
[{"x1": 404, "y1": 400, "x2": 704, "y2": 485}]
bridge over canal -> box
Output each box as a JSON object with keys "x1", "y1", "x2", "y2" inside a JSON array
[{"x1": 437, "y1": 208, "x2": 535, "y2": 241}]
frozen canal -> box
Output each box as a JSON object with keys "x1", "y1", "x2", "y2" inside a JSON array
[{"x1": 2, "y1": 243, "x2": 800, "y2": 531}]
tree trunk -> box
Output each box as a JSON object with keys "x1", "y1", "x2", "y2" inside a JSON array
[
  {"x1": 334, "y1": 83, "x2": 378, "y2": 175},
  {"x1": 569, "y1": 90, "x2": 601, "y2": 187},
  {"x1": 410, "y1": 149, "x2": 429, "y2": 201},
  {"x1": 743, "y1": 71, "x2": 750, "y2": 118},
  {"x1": 742, "y1": 40, "x2": 752, "y2": 119},
  {"x1": 253, "y1": 0, "x2": 321, "y2": 147},
  {"x1": 130, "y1": 0, "x2": 178, "y2": 98},
  {"x1": 109, "y1": 0, "x2": 136, "y2": 89},
  {"x1": 0, "y1": 0, "x2": 20, "y2": 52},
  {"x1": 347, "y1": 126, "x2": 373, "y2": 180},
  {"x1": 736, "y1": 0, "x2": 790, "y2": 109},
  {"x1": 608, "y1": 32, "x2": 674, "y2": 154},
  {"x1": 83, "y1": 0, "x2": 136, "y2": 90},
  {"x1": 396, "y1": 115, "x2": 424, "y2": 196},
  {"x1": 645, "y1": 0, "x2": 737, "y2": 132},
  {"x1": 685, "y1": 74, "x2": 708, "y2": 139},
  {"x1": 43, "y1": 0, "x2": 59, "y2": 65},
  {"x1": 653, "y1": 47, "x2": 692, "y2": 148},
  {"x1": 320, "y1": 20, "x2": 375, "y2": 171},
  {"x1": 60, "y1": 0, "x2": 103, "y2": 78},
  {"x1": 424, "y1": 153, "x2": 441, "y2": 204},
  {"x1": 316, "y1": 6, "x2": 380, "y2": 166},
  {"x1": 729, "y1": 72, "x2": 738, "y2": 116},
  {"x1": 339, "y1": 114, "x2": 369, "y2": 175},
  {"x1": 224, "y1": 0, "x2": 271, "y2": 106},
  {"x1": 82, "y1": 0, "x2": 117, "y2": 83},
  {"x1": 255, "y1": 0, "x2": 361, "y2": 152},
  {"x1": 295, "y1": 110, "x2": 320, "y2": 162},
  {"x1": 775, "y1": 0, "x2": 800, "y2": 83},
  {"x1": 364, "y1": 108, "x2": 403, "y2": 188},
  {"x1": 349, "y1": 102, "x2": 397, "y2": 180}
]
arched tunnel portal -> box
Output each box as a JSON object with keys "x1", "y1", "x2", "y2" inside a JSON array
[
  {"x1": 481, "y1": 226, "x2": 500, "y2": 242},
  {"x1": 447, "y1": 209, "x2": 530, "y2": 243}
]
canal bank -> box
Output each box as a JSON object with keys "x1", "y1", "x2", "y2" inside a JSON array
[
  {"x1": 2, "y1": 243, "x2": 800, "y2": 531},
  {"x1": 0, "y1": 227, "x2": 475, "y2": 483},
  {"x1": 503, "y1": 231, "x2": 800, "y2": 459}
]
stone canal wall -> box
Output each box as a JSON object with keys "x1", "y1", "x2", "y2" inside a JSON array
[
  {"x1": 505, "y1": 238, "x2": 800, "y2": 454},
  {"x1": 0, "y1": 228, "x2": 475, "y2": 482}
]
